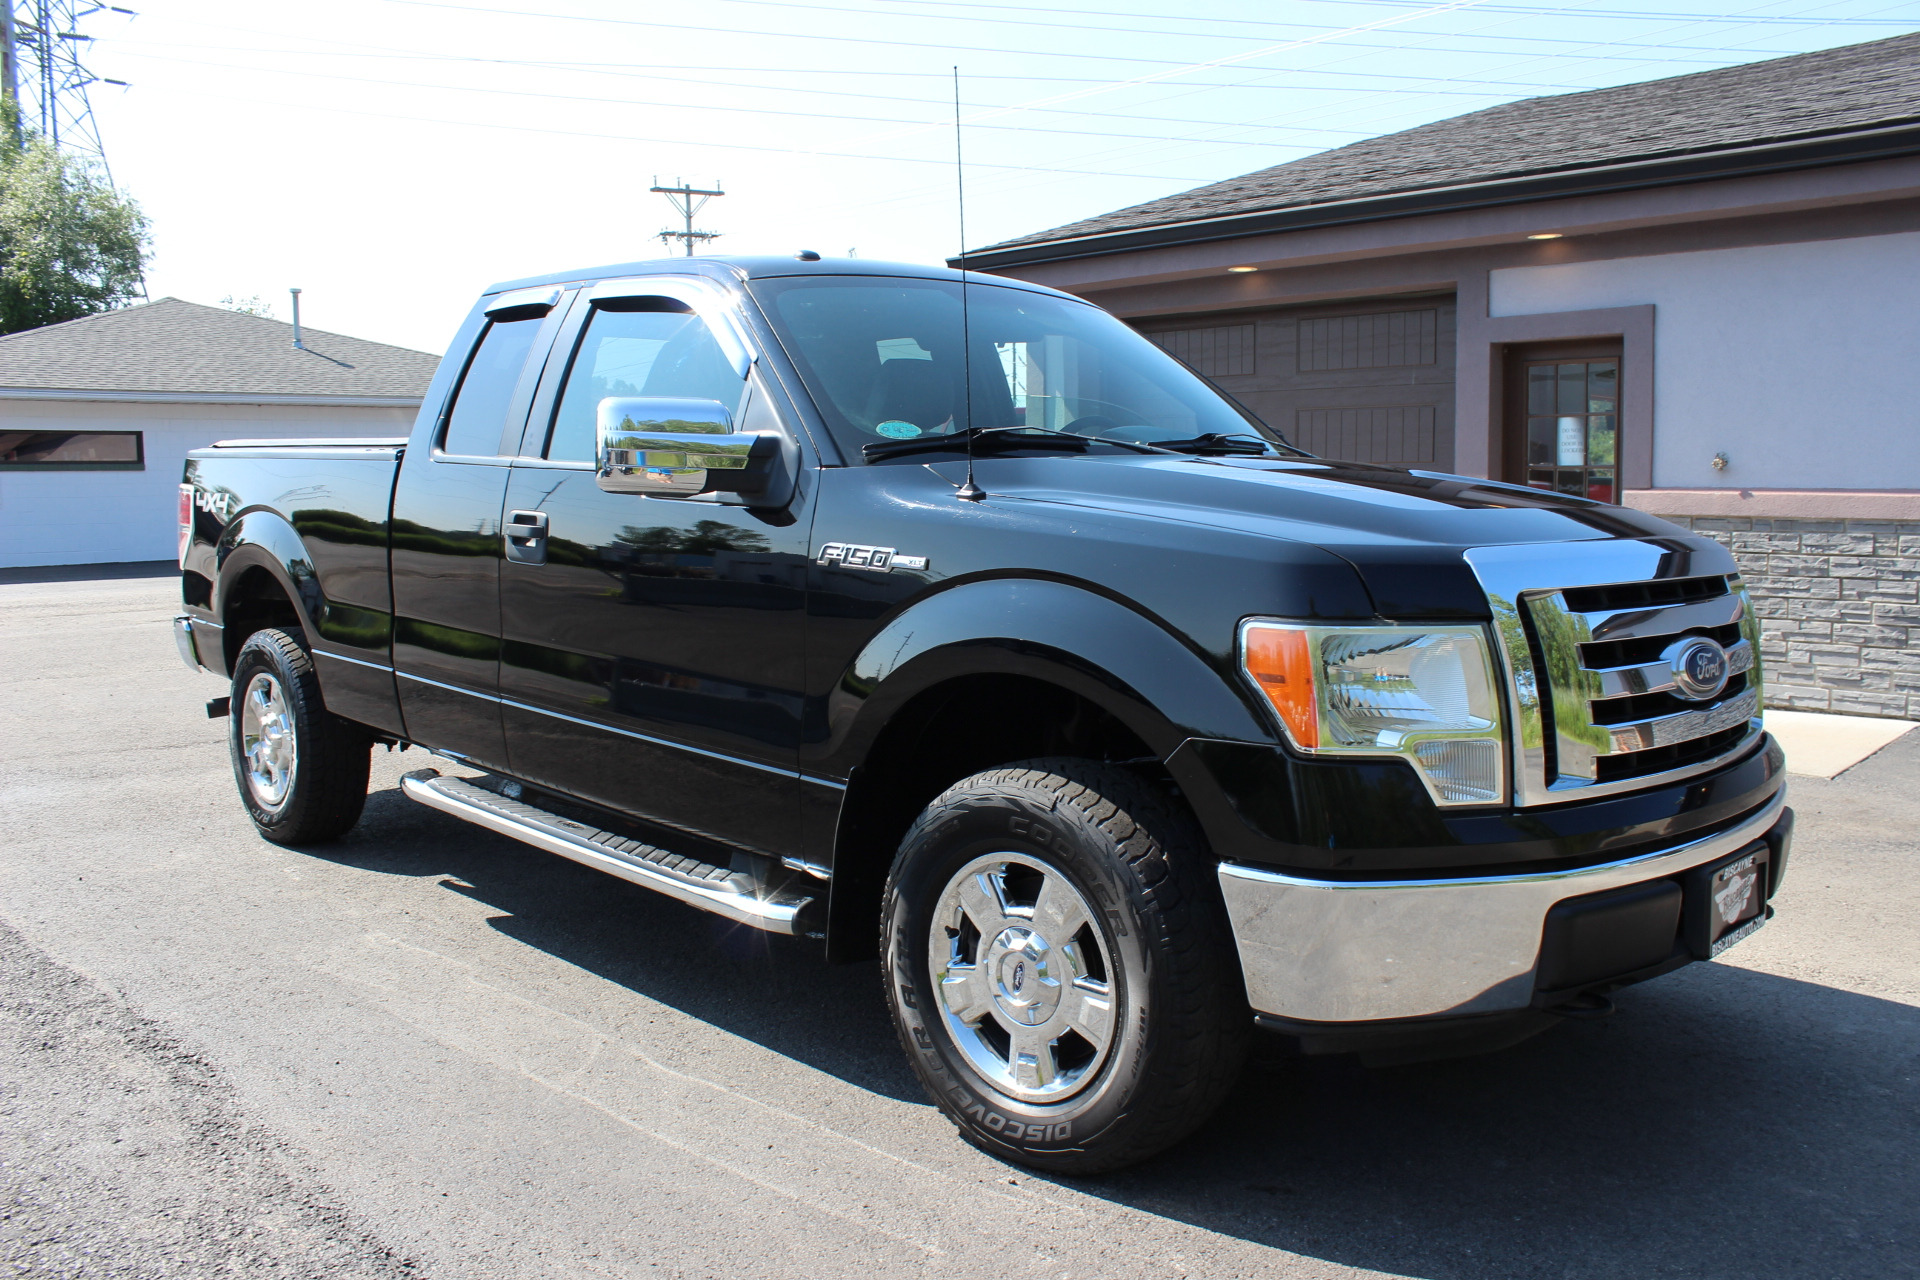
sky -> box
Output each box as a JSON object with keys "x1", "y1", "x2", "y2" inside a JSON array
[{"x1": 54, "y1": 0, "x2": 1920, "y2": 355}]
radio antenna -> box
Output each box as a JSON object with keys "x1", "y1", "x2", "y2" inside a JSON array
[{"x1": 952, "y1": 66, "x2": 985, "y2": 503}]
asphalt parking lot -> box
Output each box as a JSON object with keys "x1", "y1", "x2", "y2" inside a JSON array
[{"x1": 2, "y1": 567, "x2": 1916, "y2": 1280}]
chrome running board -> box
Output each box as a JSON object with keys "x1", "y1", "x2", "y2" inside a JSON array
[{"x1": 399, "y1": 769, "x2": 815, "y2": 935}]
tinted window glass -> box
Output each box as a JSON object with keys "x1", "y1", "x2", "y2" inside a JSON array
[
  {"x1": 441, "y1": 316, "x2": 543, "y2": 457},
  {"x1": 0, "y1": 430, "x2": 142, "y2": 466},
  {"x1": 546, "y1": 304, "x2": 746, "y2": 461},
  {"x1": 748, "y1": 276, "x2": 1275, "y2": 460}
]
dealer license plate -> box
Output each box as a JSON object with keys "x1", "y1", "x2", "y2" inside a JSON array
[{"x1": 1707, "y1": 852, "x2": 1767, "y2": 956}]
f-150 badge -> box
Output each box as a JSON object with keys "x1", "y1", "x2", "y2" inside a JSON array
[{"x1": 817, "y1": 543, "x2": 928, "y2": 573}]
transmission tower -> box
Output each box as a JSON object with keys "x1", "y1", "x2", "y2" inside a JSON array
[
  {"x1": 3, "y1": 1, "x2": 131, "y2": 176},
  {"x1": 650, "y1": 178, "x2": 723, "y2": 256}
]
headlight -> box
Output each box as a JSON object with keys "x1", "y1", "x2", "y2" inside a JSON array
[{"x1": 1239, "y1": 621, "x2": 1507, "y2": 806}]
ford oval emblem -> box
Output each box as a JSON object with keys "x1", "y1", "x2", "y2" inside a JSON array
[
  {"x1": 1012, "y1": 961, "x2": 1026, "y2": 993},
  {"x1": 1670, "y1": 637, "x2": 1730, "y2": 701}
]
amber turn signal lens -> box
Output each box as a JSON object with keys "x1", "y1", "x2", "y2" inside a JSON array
[{"x1": 1242, "y1": 625, "x2": 1317, "y2": 747}]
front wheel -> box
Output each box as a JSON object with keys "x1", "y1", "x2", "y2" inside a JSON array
[
  {"x1": 229, "y1": 628, "x2": 370, "y2": 844},
  {"x1": 882, "y1": 759, "x2": 1247, "y2": 1174}
]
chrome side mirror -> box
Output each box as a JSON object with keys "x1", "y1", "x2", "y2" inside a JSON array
[{"x1": 595, "y1": 397, "x2": 776, "y2": 497}]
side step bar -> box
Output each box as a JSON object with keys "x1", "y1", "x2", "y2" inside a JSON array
[{"x1": 399, "y1": 769, "x2": 816, "y2": 935}]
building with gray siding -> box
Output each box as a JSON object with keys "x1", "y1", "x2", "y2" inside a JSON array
[
  {"x1": 968, "y1": 33, "x2": 1920, "y2": 718},
  {"x1": 0, "y1": 299, "x2": 437, "y2": 568}
]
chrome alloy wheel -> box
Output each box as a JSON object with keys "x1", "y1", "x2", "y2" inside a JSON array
[
  {"x1": 239, "y1": 672, "x2": 296, "y2": 809},
  {"x1": 929, "y1": 853, "x2": 1117, "y2": 1104}
]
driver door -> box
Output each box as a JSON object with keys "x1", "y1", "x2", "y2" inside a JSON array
[{"x1": 497, "y1": 282, "x2": 812, "y2": 859}]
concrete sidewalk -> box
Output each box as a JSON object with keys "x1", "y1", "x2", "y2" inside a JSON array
[{"x1": 1766, "y1": 708, "x2": 1918, "y2": 779}]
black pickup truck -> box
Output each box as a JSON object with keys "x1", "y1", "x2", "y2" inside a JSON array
[{"x1": 176, "y1": 255, "x2": 1791, "y2": 1172}]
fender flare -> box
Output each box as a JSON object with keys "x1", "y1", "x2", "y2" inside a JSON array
[
  {"x1": 816, "y1": 576, "x2": 1281, "y2": 961},
  {"x1": 213, "y1": 509, "x2": 324, "y2": 650},
  {"x1": 821, "y1": 576, "x2": 1277, "y2": 774}
]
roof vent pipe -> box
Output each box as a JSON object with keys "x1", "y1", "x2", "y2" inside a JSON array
[{"x1": 289, "y1": 288, "x2": 305, "y2": 350}]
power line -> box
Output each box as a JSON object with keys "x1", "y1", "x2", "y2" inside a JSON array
[
  {"x1": 842, "y1": 0, "x2": 1904, "y2": 227},
  {"x1": 380, "y1": 0, "x2": 1580, "y2": 89},
  {"x1": 690, "y1": 0, "x2": 1799, "y2": 61},
  {"x1": 125, "y1": 81, "x2": 1219, "y2": 182},
  {"x1": 994, "y1": 0, "x2": 1917, "y2": 178},
  {"x1": 829, "y1": 0, "x2": 1501, "y2": 152},
  {"x1": 102, "y1": 48, "x2": 1366, "y2": 149},
  {"x1": 111, "y1": 1, "x2": 1864, "y2": 79},
  {"x1": 106, "y1": 38, "x2": 1572, "y2": 98},
  {"x1": 1289, "y1": 0, "x2": 1920, "y2": 21}
]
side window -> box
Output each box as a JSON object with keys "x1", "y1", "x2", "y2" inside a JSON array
[
  {"x1": 440, "y1": 315, "x2": 544, "y2": 457},
  {"x1": 545, "y1": 301, "x2": 747, "y2": 462}
]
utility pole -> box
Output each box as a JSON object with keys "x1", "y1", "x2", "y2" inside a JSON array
[
  {"x1": 650, "y1": 178, "x2": 723, "y2": 256},
  {"x1": 2, "y1": 6, "x2": 19, "y2": 119},
  {"x1": 8, "y1": 1, "x2": 131, "y2": 173}
]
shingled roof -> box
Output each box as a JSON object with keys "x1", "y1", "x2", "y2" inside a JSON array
[
  {"x1": 974, "y1": 31, "x2": 1920, "y2": 264},
  {"x1": 0, "y1": 298, "x2": 439, "y2": 399}
]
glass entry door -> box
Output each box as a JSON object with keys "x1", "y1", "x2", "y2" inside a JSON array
[{"x1": 1523, "y1": 358, "x2": 1618, "y2": 503}]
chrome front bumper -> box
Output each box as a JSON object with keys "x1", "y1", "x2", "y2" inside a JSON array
[{"x1": 1218, "y1": 790, "x2": 1787, "y2": 1024}]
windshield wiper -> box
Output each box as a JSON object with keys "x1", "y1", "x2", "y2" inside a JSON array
[
  {"x1": 1144, "y1": 432, "x2": 1279, "y2": 457},
  {"x1": 861, "y1": 425, "x2": 1165, "y2": 463}
]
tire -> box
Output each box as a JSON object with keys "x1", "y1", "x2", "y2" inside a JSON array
[
  {"x1": 882, "y1": 758, "x2": 1248, "y2": 1174},
  {"x1": 228, "y1": 628, "x2": 370, "y2": 844}
]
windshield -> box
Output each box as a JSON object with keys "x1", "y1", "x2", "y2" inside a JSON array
[{"x1": 747, "y1": 275, "x2": 1286, "y2": 460}]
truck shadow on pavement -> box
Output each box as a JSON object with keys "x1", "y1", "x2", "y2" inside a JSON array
[
  {"x1": 1078, "y1": 967, "x2": 1918, "y2": 1278},
  {"x1": 322, "y1": 785, "x2": 924, "y2": 1105},
  {"x1": 322, "y1": 784, "x2": 1917, "y2": 1279}
]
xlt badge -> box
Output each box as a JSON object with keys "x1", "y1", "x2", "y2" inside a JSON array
[{"x1": 817, "y1": 543, "x2": 928, "y2": 573}]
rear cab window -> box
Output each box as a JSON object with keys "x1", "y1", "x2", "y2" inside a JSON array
[{"x1": 440, "y1": 290, "x2": 568, "y2": 458}]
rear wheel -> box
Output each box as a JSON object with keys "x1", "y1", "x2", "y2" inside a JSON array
[
  {"x1": 882, "y1": 758, "x2": 1247, "y2": 1174},
  {"x1": 229, "y1": 628, "x2": 370, "y2": 844}
]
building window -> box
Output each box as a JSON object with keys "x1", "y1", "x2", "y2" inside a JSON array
[
  {"x1": 0, "y1": 430, "x2": 145, "y2": 470},
  {"x1": 1524, "y1": 360, "x2": 1616, "y2": 502}
]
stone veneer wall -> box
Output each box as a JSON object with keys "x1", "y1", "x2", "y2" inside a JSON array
[{"x1": 1661, "y1": 515, "x2": 1920, "y2": 719}]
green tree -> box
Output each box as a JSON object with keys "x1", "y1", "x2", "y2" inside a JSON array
[
  {"x1": 0, "y1": 99, "x2": 150, "y2": 334},
  {"x1": 220, "y1": 294, "x2": 274, "y2": 318}
]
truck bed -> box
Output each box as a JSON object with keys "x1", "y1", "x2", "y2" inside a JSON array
[{"x1": 180, "y1": 437, "x2": 407, "y2": 732}]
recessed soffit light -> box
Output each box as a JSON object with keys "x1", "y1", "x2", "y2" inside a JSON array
[
  {"x1": 1527, "y1": 233, "x2": 1564, "y2": 241},
  {"x1": 1228, "y1": 265, "x2": 1259, "y2": 273}
]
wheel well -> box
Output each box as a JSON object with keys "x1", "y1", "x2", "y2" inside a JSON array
[
  {"x1": 222, "y1": 567, "x2": 304, "y2": 670},
  {"x1": 826, "y1": 674, "x2": 1159, "y2": 961}
]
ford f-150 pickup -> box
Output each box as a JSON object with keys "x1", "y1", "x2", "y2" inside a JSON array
[{"x1": 175, "y1": 254, "x2": 1792, "y2": 1172}]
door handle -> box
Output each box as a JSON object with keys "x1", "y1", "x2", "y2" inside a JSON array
[
  {"x1": 504, "y1": 510, "x2": 550, "y2": 566},
  {"x1": 505, "y1": 510, "x2": 549, "y2": 541}
]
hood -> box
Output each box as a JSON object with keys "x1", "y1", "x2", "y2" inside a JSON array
[{"x1": 927, "y1": 451, "x2": 1704, "y2": 617}]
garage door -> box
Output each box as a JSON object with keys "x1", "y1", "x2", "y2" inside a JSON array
[{"x1": 1136, "y1": 294, "x2": 1456, "y2": 472}]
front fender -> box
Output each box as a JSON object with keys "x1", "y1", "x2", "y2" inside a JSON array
[{"x1": 818, "y1": 576, "x2": 1277, "y2": 775}]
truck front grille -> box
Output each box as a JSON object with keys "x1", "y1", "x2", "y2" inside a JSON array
[
  {"x1": 1464, "y1": 542, "x2": 1767, "y2": 809},
  {"x1": 1524, "y1": 572, "x2": 1764, "y2": 797}
]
